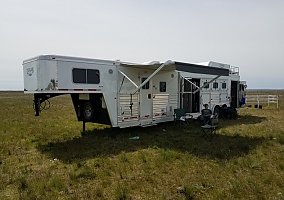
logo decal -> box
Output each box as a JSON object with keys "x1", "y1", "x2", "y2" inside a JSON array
[{"x1": 27, "y1": 67, "x2": 34, "y2": 76}]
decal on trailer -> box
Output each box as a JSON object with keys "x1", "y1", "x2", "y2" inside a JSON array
[
  {"x1": 26, "y1": 67, "x2": 34, "y2": 76},
  {"x1": 46, "y1": 79, "x2": 58, "y2": 90}
]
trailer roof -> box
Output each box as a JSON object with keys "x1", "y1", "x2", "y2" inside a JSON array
[
  {"x1": 23, "y1": 55, "x2": 229, "y2": 76},
  {"x1": 23, "y1": 55, "x2": 116, "y2": 65},
  {"x1": 196, "y1": 61, "x2": 230, "y2": 69}
]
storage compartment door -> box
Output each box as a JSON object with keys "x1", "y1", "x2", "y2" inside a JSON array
[{"x1": 139, "y1": 77, "x2": 153, "y2": 125}]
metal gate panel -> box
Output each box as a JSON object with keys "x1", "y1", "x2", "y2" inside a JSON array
[
  {"x1": 118, "y1": 94, "x2": 139, "y2": 123},
  {"x1": 153, "y1": 94, "x2": 169, "y2": 118}
]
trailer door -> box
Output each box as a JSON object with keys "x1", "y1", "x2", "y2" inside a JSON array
[
  {"x1": 231, "y1": 81, "x2": 239, "y2": 108},
  {"x1": 181, "y1": 78, "x2": 200, "y2": 113},
  {"x1": 139, "y1": 77, "x2": 153, "y2": 125}
]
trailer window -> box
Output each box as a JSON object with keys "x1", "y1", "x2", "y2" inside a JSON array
[
  {"x1": 87, "y1": 69, "x2": 100, "y2": 84},
  {"x1": 142, "y1": 78, "x2": 149, "y2": 89},
  {"x1": 73, "y1": 68, "x2": 86, "y2": 83},
  {"x1": 159, "y1": 82, "x2": 166, "y2": 92},
  {"x1": 73, "y1": 68, "x2": 100, "y2": 84},
  {"x1": 204, "y1": 81, "x2": 209, "y2": 89},
  {"x1": 222, "y1": 82, "x2": 226, "y2": 89},
  {"x1": 213, "y1": 82, "x2": 218, "y2": 89}
]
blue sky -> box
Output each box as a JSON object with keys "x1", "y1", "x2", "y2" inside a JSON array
[{"x1": 0, "y1": 0, "x2": 283, "y2": 89}]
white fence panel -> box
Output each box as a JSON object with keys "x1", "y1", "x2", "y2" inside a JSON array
[{"x1": 246, "y1": 94, "x2": 279, "y2": 108}]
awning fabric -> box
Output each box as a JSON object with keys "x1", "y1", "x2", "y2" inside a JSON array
[{"x1": 121, "y1": 61, "x2": 229, "y2": 76}]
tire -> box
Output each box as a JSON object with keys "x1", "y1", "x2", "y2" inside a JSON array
[
  {"x1": 83, "y1": 102, "x2": 95, "y2": 121},
  {"x1": 229, "y1": 107, "x2": 238, "y2": 119},
  {"x1": 220, "y1": 104, "x2": 228, "y2": 119}
]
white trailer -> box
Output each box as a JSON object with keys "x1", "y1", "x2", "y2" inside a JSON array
[{"x1": 23, "y1": 55, "x2": 245, "y2": 128}]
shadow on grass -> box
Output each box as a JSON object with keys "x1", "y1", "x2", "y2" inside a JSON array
[
  {"x1": 220, "y1": 114, "x2": 267, "y2": 128},
  {"x1": 217, "y1": 114, "x2": 267, "y2": 131},
  {"x1": 237, "y1": 114, "x2": 266, "y2": 124},
  {"x1": 38, "y1": 119, "x2": 265, "y2": 163}
]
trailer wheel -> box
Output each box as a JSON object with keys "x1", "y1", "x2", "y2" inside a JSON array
[
  {"x1": 220, "y1": 104, "x2": 227, "y2": 119},
  {"x1": 83, "y1": 102, "x2": 95, "y2": 121}
]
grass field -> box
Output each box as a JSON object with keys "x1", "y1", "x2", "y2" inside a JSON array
[{"x1": 0, "y1": 91, "x2": 283, "y2": 199}]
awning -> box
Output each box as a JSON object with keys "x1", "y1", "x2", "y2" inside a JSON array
[
  {"x1": 175, "y1": 62, "x2": 229, "y2": 76},
  {"x1": 119, "y1": 60, "x2": 229, "y2": 95},
  {"x1": 120, "y1": 61, "x2": 230, "y2": 76},
  {"x1": 120, "y1": 62, "x2": 175, "y2": 71}
]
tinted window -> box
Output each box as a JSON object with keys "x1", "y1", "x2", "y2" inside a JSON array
[
  {"x1": 142, "y1": 78, "x2": 149, "y2": 89},
  {"x1": 204, "y1": 81, "x2": 209, "y2": 89},
  {"x1": 87, "y1": 69, "x2": 100, "y2": 84},
  {"x1": 159, "y1": 82, "x2": 166, "y2": 92},
  {"x1": 222, "y1": 82, "x2": 226, "y2": 89},
  {"x1": 213, "y1": 82, "x2": 218, "y2": 89},
  {"x1": 73, "y1": 68, "x2": 86, "y2": 83}
]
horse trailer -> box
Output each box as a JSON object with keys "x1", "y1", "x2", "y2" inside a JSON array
[{"x1": 23, "y1": 55, "x2": 246, "y2": 128}]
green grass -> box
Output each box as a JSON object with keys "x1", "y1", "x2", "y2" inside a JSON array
[{"x1": 0, "y1": 91, "x2": 283, "y2": 199}]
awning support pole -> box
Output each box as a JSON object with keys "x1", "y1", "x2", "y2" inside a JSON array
[
  {"x1": 131, "y1": 60, "x2": 174, "y2": 95},
  {"x1": 118, "y1": 70, "x2": 139, "y2": 88},
  {"x1": 184, "y1": 78, "x2": 200, "y2": 89}
]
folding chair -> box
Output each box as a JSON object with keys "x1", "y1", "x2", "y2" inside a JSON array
[
  {"x1": 174, "y1": 109, "x2": 193, "y2": 126},
  {"x1": 201, "y1": 114, "x2": 218, "y2": 136}
]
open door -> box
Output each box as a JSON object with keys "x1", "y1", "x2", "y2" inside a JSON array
[
  {"x1": 182, "y1": 78, "x2": 200, "y2": 113},
  {"x1": 230, "y1": 81, "x2": 239, "y2": 108},
  {"x1": 239, "y1": 81, "x2": 247, "y2": 106}
]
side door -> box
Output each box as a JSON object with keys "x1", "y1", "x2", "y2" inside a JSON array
[
  {"x1": 182, "y1": 78, "x2": 200, "y2": 113},
  {"x1": 139, "y1": 77, "x2": 153, "y2": 125},
  {"x1": 182, "y1": 78, "x2": 191, "y2": 113}
]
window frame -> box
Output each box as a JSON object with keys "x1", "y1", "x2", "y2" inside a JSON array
[
  {"x1": 72, "y1": 68, "x2": 87, "y2": 84},
  {"x1": 87, "y1": 69, "x2": 100, "y2": 84},
  {"x1": 204, "y1": 81, "x2": 209, "y2": 89},
  {"x1": 159, "y1": 81, "x2": 167, "y2": 92},
  {"x1": 141, "y1": 77, "x2": 150, "y2": 89},
  {"x1": 72, "y1": 68, "x2": 100, "y2": 84},
  {"x1": 213, "y1": 82, "x2": 218, "y2": 89}
]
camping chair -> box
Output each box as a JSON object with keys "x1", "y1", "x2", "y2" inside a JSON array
[
  {"x1": 201, "y1": 114, "x2": 219, "y2": 136},
  {"x1": 174, "y1": 108, "x2": 193, "y2": 126}
]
